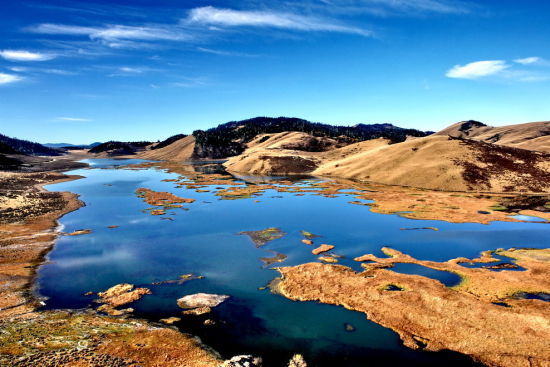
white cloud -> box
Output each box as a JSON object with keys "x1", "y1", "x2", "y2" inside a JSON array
[
  {"x1": 119, "y1": 67, "x2": 144, "y2": 73},
  {"x1": 28, "y1": 23, "x2": 189, "y2": 48},
  {"x1": 288, "y1": 0, "x2": 472, "y2": 16},
  {"x1": 8, "y1": 66, "x2": 76, "y2": 75},
  {"x1": 446, "y1": 60, "x2": 509, "y2": 79},
  {"x1": 0, "y1": 50, "x2": 55, "y2": 61},
  {"x1": 514, "y1": 56, "x2": 543, "y2": 65},
  {"x1": 185, "y1": 6, "x2": 372, "y2": 36},
  {"x1": 8, "y1": 66, "x2": 29, "y2": 72},
  {"x1": 0, "y1": 73, "x2": 23, "y2": 85},
  {"x1": 197, "y1": 47, "x2": 256, "y2": 57},
  {"x1": 56, "y1": 117, "x2": 91, "y2": 122}
]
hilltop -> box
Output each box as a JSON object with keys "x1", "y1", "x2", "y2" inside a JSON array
[
  {"x1": 224, "y1": 121, "x2": 550, "y2": 193},
  {"x1": 89, "y1": 141, "x2": 152, "y2": 156},
  {"x1": 191, "y1": 117, "x2": 431, "y2": 159},
  {"x1": 435, "y1": 120, "x2": 550, "y2": 152},
  {"x1": 0, "y1": 133, "x2": 60, "y2": 156}
]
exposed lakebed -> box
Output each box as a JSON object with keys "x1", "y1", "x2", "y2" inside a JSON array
[{"x1": 38, "y1": 159, "x2": 549, "y2": 367}]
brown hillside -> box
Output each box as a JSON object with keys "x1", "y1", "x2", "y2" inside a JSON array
[
  {"x1": 138, "y1": 136, "x2": 195, "y2": 161},
  {"x1": 436, "y1": 120, "x2": 550, "y2": 152},
  {"x1": 225, "y1": 134, "x2": 550, "y2": 193}
]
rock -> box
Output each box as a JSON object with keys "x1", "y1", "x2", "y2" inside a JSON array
[
  {"x1": 160, "y1": 317, "x2": 181, "y2": 325},
  {"x1": 177, "y1": 293, "x2": 229, "y2": 309},
  {"x1": 64, "y1": 229, "x2": 92, "y2": 236},
  {"x1": 97, "y1": 304, "x2": 133, "y2": 316},
  {"x1": 344, "y1": 323, "x2": 356, "y2": 332},
  {"x1": 318, "y1": 256, "x2": 338, "y2": 263},
  {"x1": 203, "y1": 319, "x2": 216, "y2": 326},
  {"x1": 220, "y1": 355, "x2": 263, "y2": 367},
  {"x1": 98, "y1": 283, "x2": 152, "y2": 307},
  {"x1": 312, "y1": 244, "x2": 334, "y2": 255},
  {"x1": 288, "y1": 354, "x2": 307, "y2": 367},
  {"x1": 98, "y1": 283, "x2": 133, "y2": 299},
  {"x1": 301, "y1": 239, "x2": 313, "y2": 245},
  {"x1": 182, "y1": 307, "x2": 212, "y2": 315}
]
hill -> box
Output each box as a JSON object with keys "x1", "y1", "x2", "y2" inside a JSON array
[
  {"x1": 89, "y1": 141, "x2": 151, "y2": 156},
  {"x1": 192, "y1": 117, "x2": 431, "y2": 159},
  {"x1": 138, "y1": 136, "x2": 195, "y2": 161},
  {"x1": 44, "y1": 142, "x2": 102, "y2": 149},
  {"x1": 224, "y1": 132, "x2": 550, "y2": 193},
  {"x1": 436, "y1": 120, "x2": 550, "y2": 152},
  {"x1": 0, "y1": 133, "x2": 61, "y2": 156}
]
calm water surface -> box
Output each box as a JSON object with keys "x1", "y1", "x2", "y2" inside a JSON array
[{"x1": 38, "y1": 159, "x2": 549, "y2": 367}]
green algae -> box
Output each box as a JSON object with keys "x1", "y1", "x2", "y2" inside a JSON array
[
  {"x1": 300, "y1": 230, "x2": 320, "y2": 239},
  {"x1": 239, "y1": 227, "x2": 286, "y2": 247}
]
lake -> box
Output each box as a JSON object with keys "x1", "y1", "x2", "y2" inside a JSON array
[{"x1": 38, "y1": 159, "x2": 549, "y2": 367}]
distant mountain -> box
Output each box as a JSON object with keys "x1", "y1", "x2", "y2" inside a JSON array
[
  {"x1": 89, "y1": 141, "x2": 151, "y2": 156},
  {"x1": 0, "y1": 133, "x2": 61, "y2": 156},
  {"x1": 192, "y1": 116, "x2": 432, "y2": 159},
  {"x1": 44, "y1": 142, "x2": 102, "y2": 149}
]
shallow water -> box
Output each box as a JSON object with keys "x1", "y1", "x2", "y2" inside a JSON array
[
  {"x1": 390, "y1": 263, "x2": 462, "y2": 287},
  {"x1": 38, "y1": 159, "x2": 549, "y2": 367}
]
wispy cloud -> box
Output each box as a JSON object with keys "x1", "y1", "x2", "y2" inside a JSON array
[
  {"x1": 119, "y1": 66, "x2": 145, "y2": 73},
  {"x1": 8, "y1": 66, "x2": 77, "y2": 75},
  {"x1": 108, "y1": 66, "x2": 153, "y2": 77},
  {"x1": 287, "y1": 0, "x2": 473, "y2": 16},
  {"x1": 28, "y1": 23, "x2": 190, "y2": 48},
  {"x1": 185, "y1": 6, "x2": 372, "y2": 36},
  {"x1": 0, "y1": 73, "x2": 23, "y2": 85},
  {"x1": 0, "y1": 49, "x2": 56, "y2": 61},
  {"x1": 514, "y1": 56, "x2": 540, "y2": 65},
  {"x1": 196, "y1": 47, "x2": 257, "y2": 57},
  {"x1": 446, "y1": 60, "x2": 509, "y2": 79},
  {"x1": 513, "y1": 56, "x2": 548, "y2": 66},
  {"x1": 447, "y1": 58, "x2": 550, "y2": 82},
  {"x1": 55, "y1": 117, "x2": 92, "y2": 122}
]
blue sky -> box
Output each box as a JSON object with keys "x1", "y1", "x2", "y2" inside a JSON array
[{"x1": 1, "y1": 0, "x2": 549, "y2": 144}]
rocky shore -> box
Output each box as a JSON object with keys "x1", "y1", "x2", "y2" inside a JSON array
[
  {"x1": 0, "y1": 160, "x2": 225, "y2": 367},
  {"x1": 271, "y1": 248, "x2": 550, "y2": 367}
]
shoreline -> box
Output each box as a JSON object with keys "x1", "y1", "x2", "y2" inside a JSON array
[{"x1": 0, "y1": 159, "x2": 225, "y2": 366}]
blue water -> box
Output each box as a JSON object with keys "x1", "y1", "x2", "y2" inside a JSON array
[
  {"x1": 37, "y1": 159, "x2": 549, "y2": 367},
  {"x1": 390, "y1": 263, "x2": 462, "y2": 287}
]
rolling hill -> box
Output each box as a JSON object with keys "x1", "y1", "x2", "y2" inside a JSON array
[
  {"x1": 436, "y1": 120, "x2": 550, "y2": 152},
  {"x1": 0, "y1": 133, "x2": 61, "y2": 156},
  {"x1": 224, "y1": 127, "x2": 550, "y2": 193}
]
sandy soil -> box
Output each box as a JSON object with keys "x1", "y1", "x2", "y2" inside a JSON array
[{"x1": 272, "y1": 248, "x2": 550, "y2": 367}]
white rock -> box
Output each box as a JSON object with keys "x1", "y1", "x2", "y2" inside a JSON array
[{"x1": 177, "y1": 293, "x2": 229, "y2": 309}]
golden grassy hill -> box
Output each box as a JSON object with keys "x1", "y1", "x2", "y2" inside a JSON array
[
  {"x1": 138, "y1": 136, "x2": 195, "y2": 161},
  {"x1": 436, "y1": 120, "x2": 550, "y2": 152},
  {"x1": 225, "y1": 133, "x2": 550, "y2": 193}
]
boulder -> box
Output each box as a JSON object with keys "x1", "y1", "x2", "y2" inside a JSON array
[
  {"x1": 177, "y1": 293, "x2": 229, "y2": 309},
  {"x1": 312, "y1": 244, "x2": 334, "y2": 255},
  {"x1": 220, "y1": 355, "x2": 262, "y2": 367}
]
